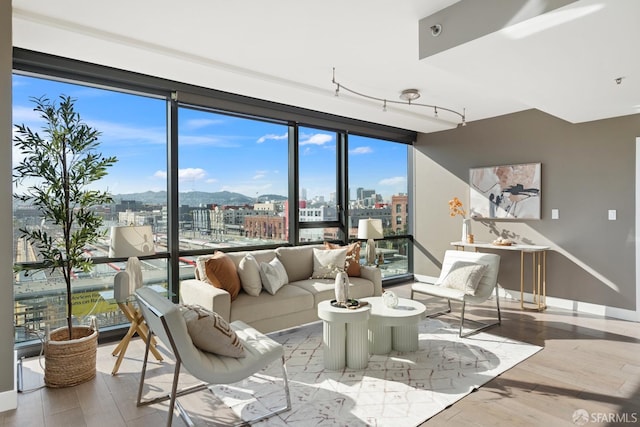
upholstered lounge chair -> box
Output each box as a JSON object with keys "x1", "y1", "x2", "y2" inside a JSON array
[
  {"x1": 411, "y1": 250, "x2": 501, "y2": 338},
  {"x1": 134, "y1": 287, "x2": 291, "y2": 427}
]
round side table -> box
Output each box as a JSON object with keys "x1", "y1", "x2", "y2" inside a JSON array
[
  {"x1": 360, "y1": 296, "x2": 426, "y2": 354},
  {"x1": 317, "y1": 300, "x2": 370, "y2": 370}
]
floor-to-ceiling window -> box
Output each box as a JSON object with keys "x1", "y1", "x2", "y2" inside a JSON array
[
  {"x1": 12, "y1": 50, "x2": 415, "y2": 353},
  {"x1": 298, "y1": 126, "x2": 343, "y2": 242},
  {"x1": 177, "y1": 107, "x2": 289, "y2": 249},
  {"x1": 12, "y1": 73, "x2": 169, "y2": 344},
  {"x1": 348, "y1": 134, "x2": 410, "y2": 278}
]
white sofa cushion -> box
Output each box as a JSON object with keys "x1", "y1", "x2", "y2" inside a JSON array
[
  {"x1": 230, "y1": 285, "x2": 315, "y2": 324},
  {"x1": 276, "y1": 245, "x2": 317, "y2": 282}
]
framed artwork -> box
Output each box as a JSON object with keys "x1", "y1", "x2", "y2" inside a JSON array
[{"x1": 469, "y1": 162, "x2": 541, "y2": 220}]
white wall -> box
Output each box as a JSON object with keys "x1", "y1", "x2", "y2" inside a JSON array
[{"x1": 0, "y1": 0, "x2": 17, "y2": 412}]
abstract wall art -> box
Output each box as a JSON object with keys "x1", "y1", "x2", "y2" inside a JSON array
[{"x1": 469, "y1": 163, "x2": 541, "y2": 219}]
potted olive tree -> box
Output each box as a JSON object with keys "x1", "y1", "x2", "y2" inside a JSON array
[{"x1": 13, "y1": 95, "x2": 117, "y2": 387}]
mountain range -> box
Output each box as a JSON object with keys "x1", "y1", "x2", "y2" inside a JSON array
[{"x1": 113, "y1": 190, "x2": 287, "y2": 206}]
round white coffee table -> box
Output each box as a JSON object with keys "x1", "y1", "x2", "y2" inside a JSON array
[
  {"x1": 317, "y1": 300, "x2": 370, "y2": 370},
  {"x1": 359, "y1": 296, "x2": 426, "y2": 354}
]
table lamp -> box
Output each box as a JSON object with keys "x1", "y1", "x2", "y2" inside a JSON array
[
  {"x1": 109, "y1": 225, "x2": 155, "y2": 300},
  {"x1": 357, "y1": 218, "x2": 384, "y2": 266}
]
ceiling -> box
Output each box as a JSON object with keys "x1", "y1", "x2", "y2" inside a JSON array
[{"x1": 11, "y1": 0, "x2": 640, "y2": 134}]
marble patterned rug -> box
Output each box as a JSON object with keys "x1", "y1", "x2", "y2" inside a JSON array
[{"x1": 211, "y1": 318, "x2": 542, "y2": 426}]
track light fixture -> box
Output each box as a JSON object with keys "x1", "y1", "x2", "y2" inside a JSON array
[{"x1": 332, "y1": 68, "x2": 466, "y2": 126}]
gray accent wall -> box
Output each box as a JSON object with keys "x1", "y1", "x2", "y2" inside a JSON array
[
  {"x1": 414, "y1": 109, "x2": 639, "y2": 311},
  {"x1": 1, "y1": 0, "x2": 16, "y2": 409}
]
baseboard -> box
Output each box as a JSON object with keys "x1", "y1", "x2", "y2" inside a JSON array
[
  {"x1": 502, "y1": 290, "x2": 639, "y2": 322},
  {"x1": 0, "y1": 351, "x2": 17, "y2": 412},
  {"x1": 413, "y1": 274, "x2": 639, "y2": 322}
]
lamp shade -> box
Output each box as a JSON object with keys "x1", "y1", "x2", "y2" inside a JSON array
[
  {"x1": 109, "y1": 225, "x2": 155, "y2": 258},
  {"x1": 357, "y1": 218, "x2": 384, "y2": 240}
]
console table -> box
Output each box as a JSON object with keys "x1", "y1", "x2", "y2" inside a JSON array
[{"x1": 451, "y1": 241, "x2": 549, "y2": 311}]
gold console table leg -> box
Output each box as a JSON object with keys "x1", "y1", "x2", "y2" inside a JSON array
[{"x1": 520, "y1": 250, "x2": 547, "y2": 311}]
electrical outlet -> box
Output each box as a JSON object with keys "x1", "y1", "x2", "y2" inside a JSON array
[
  {"x1": 551, "y1": 209, "x2": 559, "y2": 220},
  {"x1": 608, "y1": 210, "x2": 617, "y2": 221}
]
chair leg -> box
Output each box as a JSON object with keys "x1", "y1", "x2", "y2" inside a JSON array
[
  {"x1": 426, "y1": 298, "x2": 452, "y2": 318},
  {"x1": 138, "y1": 352, "x2": 291, "y2": 426},
  {"x1": 459, "y1": 292, "x2": 501, "y2": 338},
  {"x1": 411, "y1": 290, "x2": 452, "y2": 318},
  {"x1": 231, "y1": 355, "x2": 292, "y2": 425}
]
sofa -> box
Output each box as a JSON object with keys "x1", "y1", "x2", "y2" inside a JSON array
[{"x1": 180, "y1": 244, "x2": 382, "y2": 333}]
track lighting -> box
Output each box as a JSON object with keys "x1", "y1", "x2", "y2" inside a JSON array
[{"x1": 331, "y1": 68, "x2": 466, "y2": 126}]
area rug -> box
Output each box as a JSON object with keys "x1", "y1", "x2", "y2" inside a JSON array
[{"x1": 211, "y1": 318, "x2": 542, "y2": 426}]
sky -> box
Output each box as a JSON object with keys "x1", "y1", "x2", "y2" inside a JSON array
[{"x1": 12, "y1": 74, "x2": 408, "y2": 202}]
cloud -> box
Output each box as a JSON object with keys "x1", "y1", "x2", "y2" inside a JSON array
[
  {"x1": 12, "y1": 103, "x2": 167, "y2": 147},
  {"x1": 350, "y1": 146, "x2": 373, "y2": 155},
  {"x1": 178, "y1": 134, "x2": 240, "y2": 147},
  {"x1": 87, "y1": 119, "x2": 166, "y2": 145},
  {"x1": 183, "y1": 118, "x2": 223, "y2": 131},
  {"x1": 379, "y1": 176, "x2": 406, "y2": 186},
  {"x1": 179, "y1": 168, "x2": 207, "y2": 181},
  {"x1": 253, "y1": 170, "x2": 267, "y2": 180},
  {"x1": 154, "y1": 168, "x2": 208, "y2": 182},
  {"x1": 257, "y1": 132, "x2": 288, "y2": 143},
  {"x1": 12, "y1": 105, "x2": 41, "y2": 124},
  {"x1": 300, "y1": 133, "x2": 333, "y2": 146}
]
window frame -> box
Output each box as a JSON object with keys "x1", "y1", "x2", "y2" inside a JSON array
[{"x1": 12, "y1": 48, "x2": 416, "y2": 354}]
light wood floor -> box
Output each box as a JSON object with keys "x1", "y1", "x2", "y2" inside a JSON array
[{"x1": 2, "y1": 284, "x2": 639, "y2": 427}]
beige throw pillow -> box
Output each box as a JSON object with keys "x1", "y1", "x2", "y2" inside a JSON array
[
  {"x1": 324, "y1": 241, "x2": 361, "y2": 277},
  {"x1": 181, "y1": 305, "x2": 245, "y2": 358},
  {"x1": 311, "y1": 247, "x2": 348, "y2": 279},
  {"x1": 237, "y1": 254, "x2": 262, "y2": 296},
  {"x1": 259, "y1": 257, "x2": 289, "y2": 295},
  {"x1": 440, "y1": 261, "x2": 488, "y2": 295}
]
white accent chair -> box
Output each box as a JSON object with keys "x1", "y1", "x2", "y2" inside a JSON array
[
  {"x1": 134, "y1": 287, "x2": 291, "y2": 427},
  {"x1": 411, "y1": 250, "x2": 501, "y2": 338}
]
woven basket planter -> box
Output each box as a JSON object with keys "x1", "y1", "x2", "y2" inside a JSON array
[{"x1": 44, "y1": 325, "x2": 98, "y2": 388}]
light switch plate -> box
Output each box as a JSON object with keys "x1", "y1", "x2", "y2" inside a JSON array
[
  {"x1": 551, "y1": 209, "x2": 559, "y2": 220},
  {"x1": 608, "y1": 210, "x2": 617, "y2": 220}
]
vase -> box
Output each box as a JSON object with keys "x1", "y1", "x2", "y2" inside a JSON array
[
  {"x1": 334, "y1": 270, "x2": 349, "y2": 304},
  {"x1": 461, "y1": 218, "x2": 471, "y2": 242}
]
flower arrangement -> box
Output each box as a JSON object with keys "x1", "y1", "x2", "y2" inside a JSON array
[{"x1": 448, "y1": 197, "x2": 467, "y2": 218}]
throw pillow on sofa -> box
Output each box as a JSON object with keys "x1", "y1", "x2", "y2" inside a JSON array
[
  {"x1": 259, "y1": 257, "x2": 289, "y2": 295},
  {"x1": 180, "y1": 304, "x2": 245, "y2": 358},
  {"x1": 311, "y1": 247, "x2": 348, "y2": 279},
  {"x1": 237, "y1": 253, "x2": 262, "y2": 296},
  {"x1": 199, "y1": 251, "x2": 242, "y2": 300},
  {"x1": 323, "y1": 241, "x2": 361, "y2": 277}
]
